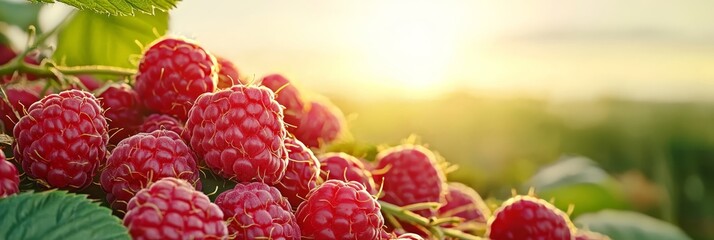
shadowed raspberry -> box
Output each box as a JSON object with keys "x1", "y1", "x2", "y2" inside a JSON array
[
  {"x1": 260, "y1": 74, "x2": 304, "y2": 130},
  {"x1": 292, "y1": 100, "x2": 344, "y2": 148},
  {"x1": 215, "y1": 182, "x2": 300, "y2": 239},
  {"x1": 318, "y1": 152, "x2": 376, "y2": 194},
  {"x1": 74, "y1": 75, "x2": 102, "y2": 91},
  {"x1": 295, "y1": 180, "x2": 384, "y2": 239},
  {"x1": 0, "y1": 87, "x2": 39, "y2": 133},
  {"x1": 123, "y1": 178, "x2": 227, "y2": 240},
  {"x1": 140, "y1": 114, "x2": 184, "y2": 134},
  {"x1": 487, "y1": 195, "x2": 574, "y2": 240},
  {"x1": 185, "y1": 85, "x2": 288, "y2": 184},
  {"x1": 216, "y1": 56, "x2": 241, "y2": 88},
  {"x1": 438, "y1": 182, "x2": 491, "y2": 228},
  {"x1": 274, "y1": 137, "x2": 320, "y2": 208},
  {"x1": 97, "y1": 83, "x2": 142, "y2": 144},
  {"x1": 100, "y1": 130, "x2": 201, "y2": 211},
  {"x1": 134, "y1": 37, "x2": 218, "y2": 120},
  {"x1": 372, "y1": 145, "x2": 446, "y2": 235},
  {"x1": 0, "y1": 151, "x2": 19, "y2": 198},
  {"x1": 13, "y1": 90, "x2": 109, "y2": 189}
]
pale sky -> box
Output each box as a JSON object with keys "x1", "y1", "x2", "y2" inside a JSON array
[{"x1": 33, "y1": 1, "x2": 714, "y2": 101}]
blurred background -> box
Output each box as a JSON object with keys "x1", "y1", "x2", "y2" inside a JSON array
[{"x1": 3, "y1": 0, "x2": 713, "y2": 239}]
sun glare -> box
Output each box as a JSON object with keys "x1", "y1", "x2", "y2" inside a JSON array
[{"x1": 357, "y1": 1, "x2": 468, "y2": 97}]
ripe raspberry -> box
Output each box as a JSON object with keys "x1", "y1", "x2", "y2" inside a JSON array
[
  {"x1": 378, "y1": 229, "x2": 397, "y2": 240},
  {"x1": 1, "y1": 50, "x2": 40, "y2": 83},
  {"x1": 397, "y1": 233, "x2": 425, "y2": 240},
  {"x1": 260, "y1": 74, "x2": 304, "y2": 129},
  {"x1": 438, "y1": 182, "x2": 491, "y2": 227},
  {"x1": 13, "y1": 90, "x2": 109, "y2": 189},
  {"x1": 100, "y1": 130, "x2": 201, "y2": 211},
  {"x1": 97, "y1": 83, "x2": 142, "y2": 144},
  {"x1": 274, "y1": 137, "x2": 320, "y2": 208},
  {"x1": 185, "y1": 85, "x2": 288, "y2": 184},
  {"x1": 215, "y1": 182, "x2": 300, "y2": 239},
  {"x1": 295, "y1": 180, "x2": 384, "y2": 239},
  {"x1": 139, "y1": 114, "x2": 184, "y2": 135},
  {"x1": 372, "y1": 145, "x2": 446, "y2": 234},
  {"x1": 124, "y1": 177, "x2": 227, "y2": 240},
  {"x1": 0, "y1": 87, "x2": 40, "y2": 133},
  {"x1": 75, "y1": 75, "x2": 102, "y2": 91},
  {"x1": 216, "y1": 56, "x2": 241, "y2": 88},
  {"x1": 486, "y1": 195, "x2": 574, "y2": 240},
  {"x1": 0, "y1": 151, "x2": 19, "y2": 198},
  {"x1": 318, "y1": 152, "x2": 376, "y2": 194},
  {"x1": 134, "y1": 37, "x2": 218, "y2": 120},
  {"x1": 292, "y1": 100, "x2": 344, "y2": 148},
  {"x1": 0, "y1": 43, "x2": 13, "y2": 64}
]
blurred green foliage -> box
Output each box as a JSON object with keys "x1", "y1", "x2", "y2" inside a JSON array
[{"x1": 331, "y1": 91, "x2": 714, "y2": 239}]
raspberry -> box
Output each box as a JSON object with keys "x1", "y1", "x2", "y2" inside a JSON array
[
  {"x1": 378, "y1": 229, "x2": 397, "y2": 240},
  {"x1": 216, "y1": 56, "x2": 241, "y2": 89},
  {"x1": 0, "y1": 151, "x2": 19, "y2": 198},
  {"x1": 185, "y1": 85, "x2": 288, "y2": 184},
  {"x1": 100, "y1": 130, "x2": 201, "y2": 211},
  {"x1": 260, "y1": 74, "x2": 304, "y2": 129},
  {"x1": 0, "y1": 87, "x2": 40, "y2": 133},
  {"x1": 295, "y1": 180, "x2": 384, "y2": 239},
  {"x1": 318, "y1": 152, "x2": 376, "y2": 194},
  {"x1": 372, "y1": 145, "x2": 446, "y2": 234},
  {"x1": 438, "y1": 182, "x2": 491, "y2": 227},
  {"x1": 486, "y1": 195, "x2": 574, "y2": 240},
  {"x1": 0, "y1": 49, "x2": 40, "y2": 83},
  {"x1": 75, "y1": 75, "x2": 102, "y2": 91},
  {"x1": 97, "y1": 83, "x2": 142, "y2": 144},
  {"x1": 274, "y1": 137, "x2": 320, "y2": 208},
  {"x1": 215, "y1": 182, "x2": 300, "y2": 239},
  {"x1": 123, "y1": 177, "x2": 227, "y2": 240},
  {"x1": 139, "y1": 114, "x2": 184, "y2": 135},
  {"x1": 134, "y1": 37, "x2": 218, "y2": 120},
  {"x1": 13, "y1": 90, "x2": 109, "y2": 189},
  {"x1": 292, "y1": 100, "x2": 344, "y2": 148}
]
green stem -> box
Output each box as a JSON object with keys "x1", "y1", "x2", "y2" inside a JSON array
[{"x1": 379, "y1": 201, "x2": 485, "y2": 240}]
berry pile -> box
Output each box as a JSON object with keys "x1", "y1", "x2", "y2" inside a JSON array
[{"x1": 0, "y1": 37, "x2": 610, "y2": 240}]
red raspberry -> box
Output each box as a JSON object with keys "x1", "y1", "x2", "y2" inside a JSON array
[
  {"x1": 260, "y1": 74, "x2": 304, "y2": 129},
  {"x1": 216, "y1": 56, "x2": 241, "y2": 89},
  {"x1": 274, "y1": 137, "x2": 320, "y2": 208},
  {"x1": 295, "y1": 180, "x2": 384, "y2": 239},
  {"x1": 97, "y1": 83, "x2": 142, "y2": 144},
  {"x1": 140, "y1": 114, "x2": 184, "y2": 135},
  {"x1": 318, "y1": 152, "x2": 376, "y2": 194},
  {"x1": 372, "y1": 145, "x2": 446, "y2": 234},
  {"x1": 215, "y1": 182, "x2": 300, "y2": 239},
  {"x1": 124, "y1": 177, "x2": 227, "y2": 240},
  {"x1": 134, "y1": 37, "x2": 218, "y2": 120},
  {"x1": 378, "y1": 229, "x2": 397, "y2": 240},
  {"x1": 0, "y1": 151, "x2": 19, "y2": 198},
  {"x1": 74, "y1": 75, "x2": 102, "y2": 91},
  {"x1": 100, "y1": 130, "x2": 201, "y2": 211},
  {"x1": 292, "y1": 100, "x2": 344, "y2": 148},
  {"x1": 185, "y1": 85, "x2": 288, "y2": 184},
  {"x1": 0, "y1": 87, "x2": 40, "y2": 133},
  {"x1": 0, "y1": 49, "x2": 40, "y2": 83},
  {"x1": 487, "y1": 195, "x2": 574, "y2": 240},
  {"x1": 0, "y1": 43, "x2": 13, "y2": 65},
  {"x1": 438, "y1": 182, "x2": 491, "y2": 227},
  {"x1": 13, "y1": 90, "x2": 109, "y2": 189}
]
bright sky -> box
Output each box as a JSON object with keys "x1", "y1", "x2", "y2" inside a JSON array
[{"x1": 93, "y1": 1, "x2": 714, "y2": 100}]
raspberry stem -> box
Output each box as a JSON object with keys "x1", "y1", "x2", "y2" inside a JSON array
[{"x1": 379, "y1": 201, "x2": 485, "y2": 240}]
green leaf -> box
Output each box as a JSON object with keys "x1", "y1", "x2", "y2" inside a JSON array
[
  {"x1": 53, "y1": 10, "x2": 168, "y2": 69},
  {"x1": 0, "y1": 1, "x2": 41, "y2": 31},
  {"x1": 27, "y1": 0, "x2": 180, "y2": 16},
  {"x1": 0, "y1": 191, "x2": 130, "y2": 240},
  {"x1": 575, "y1": 210, "x2": 691, "y2": 240},
  {"x1": 526, "y1": 156, "x2": 629, "y2": 217}
]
